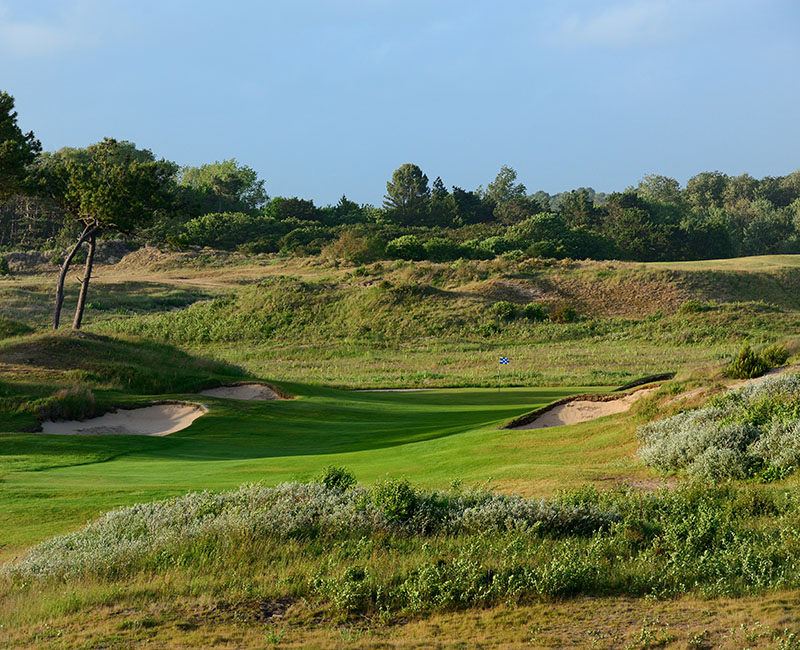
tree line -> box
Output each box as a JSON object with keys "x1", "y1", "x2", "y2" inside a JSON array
[{"x1": 2, "y1": 89, "x2": 800, "y2": 327}]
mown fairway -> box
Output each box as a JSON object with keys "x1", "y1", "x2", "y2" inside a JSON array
[{"x1": 1, "y1": 382, "x2": 629, "y2": 560}]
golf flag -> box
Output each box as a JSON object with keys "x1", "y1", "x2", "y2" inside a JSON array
[{"x1": 499, "y1": 356, "x2": 510, "y2": 365}]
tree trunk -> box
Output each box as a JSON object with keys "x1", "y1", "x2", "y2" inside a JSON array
[
  {"x1": 52, "y1": 223, "x2": 94, "y2": 330},
  {"x1": 72, "y1": 231, "x2": 96, "y2": 330}
]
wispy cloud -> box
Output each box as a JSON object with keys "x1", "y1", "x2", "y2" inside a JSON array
[{"x1": 556, "y1": 0, "x2": 723, "y2": 48}]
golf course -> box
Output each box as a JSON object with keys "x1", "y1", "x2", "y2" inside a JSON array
[{"x1": 3, "y1": 250, "x2": 800, "y2": 648}]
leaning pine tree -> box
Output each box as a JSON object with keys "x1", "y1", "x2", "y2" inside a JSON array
[{"x1": 40, "y1": 138, "x2": 177, "y2": 330}]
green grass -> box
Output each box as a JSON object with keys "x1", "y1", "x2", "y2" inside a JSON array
[{"x1": 0, "y1": 381, "x2": 621, "y2": 558}]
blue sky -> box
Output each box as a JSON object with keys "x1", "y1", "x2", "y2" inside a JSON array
[{"x1": 1, "y1": 0, "x2": 798, "y2": 205}]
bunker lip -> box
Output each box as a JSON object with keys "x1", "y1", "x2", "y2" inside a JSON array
[
  {"x1": 197, "y1": 382, "x2": 286, "y2": 401},
  {"x1": 40, "y1": 402, "x2": 207, "y2": 436},
  {"x1": 503, "y1": 385, "x2": 660, "y2": 430}
]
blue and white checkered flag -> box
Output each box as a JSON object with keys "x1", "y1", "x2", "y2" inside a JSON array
[{"x1": 499, "y1": 356, "x2": 510, "y2": 365}]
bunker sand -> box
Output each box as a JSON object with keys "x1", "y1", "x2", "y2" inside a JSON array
[
  {"x1": 198, "y1": 383, "x2": 280, "y2": 401},
  {"x1": 41, "y1": 403, "x2": 207, "y2": 436},
  {"x1": 510, "y1": 387, "x2": 659, "y2": 430}
]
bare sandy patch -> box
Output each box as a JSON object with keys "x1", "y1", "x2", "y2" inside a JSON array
[
  {"x1": 198, "y1": 383, "x2": 280, "y2": 401},
  {"x1": 509, "y1": 387, "x2": 659, "y2": 430},
  {"x1": 41, "y1": 403, "x2": 207, "y2": 436}
]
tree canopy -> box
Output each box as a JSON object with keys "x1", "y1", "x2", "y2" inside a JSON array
[
  {"x1": 178, "y1": 159, "x2": 267, "y2": 215},
  {"x1": 0, "y1": 90, "x2": 41, "y2": 201}
]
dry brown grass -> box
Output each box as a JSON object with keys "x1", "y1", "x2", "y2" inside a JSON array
[{"x1": 6, "y1": 588, "x2": 800, "y2": 649}]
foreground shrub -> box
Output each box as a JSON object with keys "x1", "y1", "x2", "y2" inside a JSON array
[
  {"x1": 370, "y1": 478, "x2": 419, "y2": 523},
  {"x1": 0, "y1": 255, "x2": 10, "y2": 276},
  {"x1": 316, "y1": 465, "x2": 357, "y2": 491},
  {"x1": 762, "y1": 344, "x2": 790, "y2": 367},
  {"x1": 521, "y1": 302, "x2": 548, "y2": 321},
  {"x1": 2, "y1": 481, "x2": 616, "y2": 583},
  {"x1": 385, "y1": 235, "x2": 425, "y2": 260},
  {"x1": 726, "y1": 344, "x2": 770, "y2": 379},
  {"x1": 725, "y1": 343, "x2": 788, "y2": 380},
  {"x1": 11, "y1": 481, "x2": 800, "y2": 614},
  {"x1": 490, "y1": 300, "x2": 517, "y2": 320},
  {"x1": 637, "y1": 372, "x2": 800, "y2": 478}
]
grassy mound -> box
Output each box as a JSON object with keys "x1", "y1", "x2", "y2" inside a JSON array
[
  {"x1": 0, "y1": 331, "x2": 244, "y2": 432},
  {"x1": 0, "y1": 331, "x2": 242, "y2": 393},
  {"x1": 0, "y1": 316, "x2": 33, "y2": 340}
]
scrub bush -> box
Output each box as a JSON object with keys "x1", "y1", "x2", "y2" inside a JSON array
[
  {"x1": 762, "y1": 344, "x2": 790, "y2": 367},
  {"x1": 316, "y1": 465, "x2": 357, "y2": 491},
  {"x1": 726, "y1": 344, "x2": 770, "y2": 379},
  {"x1": 549, "y1": 303, "x2": 578, "y2": 323},
  {"x1": 370, "y1": 478, "x2": 419, "y2": 523},
  {"x1": 490, "y1": 300, "x2": 517, "y2": 320},
  {"x1": 521, "y1": 302, "x2": 548, "y2": 321},
  {"x1": 637, "y1": 372, "x2": 800, "y2": 478}
]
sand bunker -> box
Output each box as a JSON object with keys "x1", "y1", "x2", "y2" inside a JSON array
[
  {"x1": 198, "y1": 383, "x2": 280, "y2": 401},
  {"x1": 510, "y1": 387, "x2": 658, "y2": 430},
  {"x1": 41, "y1": 403, "x2": 207, "y2": 436}
]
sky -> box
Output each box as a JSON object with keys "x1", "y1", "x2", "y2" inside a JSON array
[{"x1": 1, "y1": 0, "x2": 799, "y2": 206}]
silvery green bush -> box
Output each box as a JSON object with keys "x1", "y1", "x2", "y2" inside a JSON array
[
  {"x1": 637, "y1": 372, "x2": 800, "y2": 479},
  {"x1": 2, "y1": 481, "x2": 615, "y2": 583}
]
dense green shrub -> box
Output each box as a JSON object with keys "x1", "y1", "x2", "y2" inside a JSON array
[
  {"x1": 370, "y1": 478, "x2": 419, "y2": 523},
  {"x1": 521, "y1": 302, "x2": 548, "y2": 321},
  {"x1": 0, "y1": 255, "x2": 10, "y2": 275},
  {"x1": 316, "y1": 465, "x2": 357, "y2": 491},
  {"x1": 385, "y1": 235, "x2": 425, "y2": 260},
  {"x1": 762, "y1": 344, "x2": 790, "y2": 367},
  {"x1": 182, "y1": 212, "x2": 282, "y2": 250},
  {"x1": 726, "y1": 344, "x2": 771, "y2": 379},
  {"x1": 422, "y1": 237, "x2": 463, "y2": 262},
  {"x1": 477, "y1": 320, "x2": 501, "y2": 336},
  {"x1": 490, "y1": 300, "x2": 517, "y2": 320}
]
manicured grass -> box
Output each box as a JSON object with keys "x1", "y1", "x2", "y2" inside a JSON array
[
  {"x1": 0, "y1": 382, "x2": 627, "y2": 559},
  {"x1": 646, "y1": 253, "x2": 800, "y2": 271}
]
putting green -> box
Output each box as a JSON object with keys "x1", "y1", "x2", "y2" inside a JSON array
[{"x1": 0, "y1": 382, "x2": 638, "y2": 559}]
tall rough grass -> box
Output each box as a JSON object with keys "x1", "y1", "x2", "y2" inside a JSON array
[
  {"x1": 2, "y1": 481, "x2": 614, "y2": 583},
  {"x1": 5, "y1": 480, "x2": 800, "y2": 616}
]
